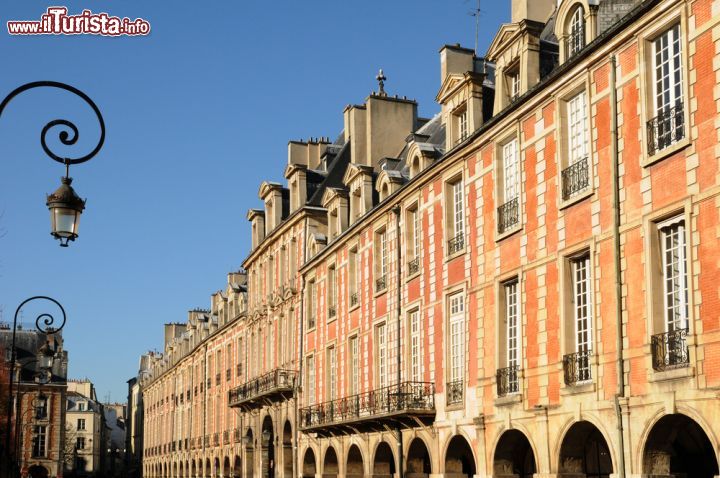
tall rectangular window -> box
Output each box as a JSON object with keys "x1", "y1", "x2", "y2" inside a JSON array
[
  {"x1": 572, "y1": 255, "x2": 593, "y2": 352},
  {"x1": 456, "y1": 107, "x2": 469, "y2": 143},
  {"x1": 502, "y1": 139, "x2": 519, "y2": 202},
  {"x1": 376, "y1": 323, "x2": 388, "y2": 388},
  {"x1": 77, "y1": 418, "x2": 86, "y2": 430},
  {"x1": 452, "y1": 180, "x2": 465, "y2": 238},
  {"x1": 505, "y1": 281, "x2": 519, "y2": 370},
  {"x1": 328, "y1": 265, "x2": 336, "y2": 319},
  {"x1": 449, "y1": 294, "x2": 465, "y2": 384},
  {"x1": 409, "y1": 310, "x2": 422, "y2": 382},
  {"x1": 379, "y1": 231, "x2": 387, "y2": 277},
  {"x1": 327, "y1": 346, "x2": 337, "y2": 400},
  {"x1": 654, "y1": 25, "x2": 683, "y2": 116},
  {"x1": 307, "y1": 280, "x2": 316, "y2": 329},
  {"x1": 661, "y1": 218, "x2": 688, "y2": 331},
  {"x1": 413, "y1": 208, "x2": 420, "y2": 258},
  {"x1": 32, "y1": 426, "x2": 47, "y2": 457},
  {"x1": 568, "y1": 91, "x2": 588, "y2": 165},
  {"x1": 349, "y1": 336, "x2": 359, "y2": 395},
  {"x1": 306, "y1": 355, "x2": 315, "y2": 406},
  {"x1": 376, "y1": 231, "x2": 388, "y2": 291},
  {"x1": 349, "y1": 248, "x2": 358, "y2": 304},
  {"x1": 76, "y1": 436, "x2": 85, "y2": 451}
]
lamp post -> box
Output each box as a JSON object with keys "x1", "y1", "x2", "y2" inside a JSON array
[
  {"x1": 0, "y1": 81, "x2": 105, "y2": 246},
  {"x1": 2, "y1": 296, "x2": 66, "y2": 478}
]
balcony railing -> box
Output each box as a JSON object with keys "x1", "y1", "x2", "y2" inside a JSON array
[
  {"x1": 328, "y1": 305, "x2": 336, "y2": 319},
  {"x1": 563, "y1": 349, "x2": 592, "y2": 385},
  {"x1": 565, "y1": 24, "x2": 586, "y2": 60},
  {"x1": 647, "y1": 104, "x2": 685, "y2": 155},
  {"x1": 350, "y1": 292, "x2": 359, "y2": 307},
  {"x1": 447, "y1": 233, "x2": 465, "y2": 255},
  {"x1": 651, "y1": 328, "x2": 689, "y2": 372},
  {"x1": 375, "y1": 275, "x2": 387, "y2": 292},
  {"x1": 561, "y1": 157, "x2": 589, "y2": 200},
  {"x1": 446, "y1": 379, "x2": 464, "y2": 406},
  {"x1": 300, "y1": 381, "x2": 434, "y2": 432},
  {"x1": 496, "y1": 365, "x2": 520, "y2": 397},
  {"x1": 228, "y1": 369, "x2": 296, "y2": 409},
  {"x1": 497, "y1": 197, "x2": 520, "y2": 234},
  {"x1": 407, "y1": 257, "x2": 420, "y2": 275}
]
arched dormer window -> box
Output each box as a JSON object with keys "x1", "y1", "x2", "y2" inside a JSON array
[
  {"x1": 566, "y1": 5, "x2": 586, "y2": 59},
  {"x1": 410, "y1": 155, "x2": 421, "y2": 178}
]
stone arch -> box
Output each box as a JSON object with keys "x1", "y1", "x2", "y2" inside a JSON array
[
  {"x1": 406, "y1": 437, "x2": 432, "y2": 477},
  {"x1": 245, "y1": 428, "x2": 255, "y2": 478},
  {"x1": 558, "y1": 420, "x2": 613, "y2": 478},
  {"x1": 205, "y1": 458, "x2": 212, "y2": 478},
  {"x1": 346, "y1": 443, "x2": 365, "y2": 478},
  {"x1": 493, "y1": 429, "x2": 536, "y2": 478},
  {"x1": 642, "y1": 413, "x2": 719, "y2": 477},
  {"x1": 178, "y1": 461, "x2": 183, "y2": 478},
  {"x1": 323, "y1": 445, "x2": 340, "y2": 477},
  {"x1": 214, "y1": 457, "x2": 220, "y2": 477},
  {"x1": 233, "y1": 454, "x2": 242, "y2": 478},
  {"x1": 261, "y1": 414, "x2": 276, "y2": 478},
  {"x1": 444, "y1": 434, "x2": 476, "y2": 477},
  {"x1": 223, "y1": 456, "x2": 231, "y2": 478},
  {"x1": 373, "y1": 441, "x2": 396, "y2": 477},
  {"x1": 282, "y1": 420, "x2": 293, "y2": 477},
  {"x1": 302, "y1": 447, "x2": 317, "y2": 478},
  {"x1": 191, "y1": 460, "x2": 196, "y2": 478}
]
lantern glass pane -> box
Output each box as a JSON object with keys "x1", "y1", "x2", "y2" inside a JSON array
[{"x1": 52, "y1": 208, "x2": 79, "y2": 238}]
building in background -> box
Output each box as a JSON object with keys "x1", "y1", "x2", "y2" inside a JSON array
[
  {"x1": 64, "y1": 379, "x2": 106, "y2": 477},
  {"x1": 103, "y1": 402, "x2": 126, "y2": 478},
  {"x1": 125, "y1": 354, "x2": 150, "y2": 478},
  {"x1": 139, "y1": 0, "x2": 720, "y2": 477},
  {"x1": 0, "y1": 324, "x2": 68, "y2": 478}
]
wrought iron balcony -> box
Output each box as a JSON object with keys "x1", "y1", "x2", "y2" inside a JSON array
[
  {"x1": 447, "y1": 233, "x2": 465, "y2": 255},
  {"x1": 651, "y1": 328, "x2": 689, "y2": 371},
  {"x1": 647, "y1": 104, "x2": 685, "y2": 155},
  {"x1": 350, "y1": 292, "x2": 359, "y2": 307},
  {"x1": 446, "y1": 379, "x2": 464, "y2": 406},
  {"x1": 496, "y1": 365, "x2": 520, "y2": 397},
  {"x1": 565, "y1": 24, "x2": 586, "y2": 60},
  {"x1": 497, "y1": 197, "x2": 520, "y2": 234},
  {"x1": 563, "y1": 349, "x2": 592, "y2": 385},
  {"x1": 299, "y1": 381, "x2": 435, "y2": 434},
  {"x1": 376, "y1": 274, "x2": 387, "y2": 292},
  {"x1": 328, "y1": 305, "x2": 336, "y2": 319},
  {"x1": 228, "y1": 369, "x2": 296, "y2": 410},
  {"x1": 407, "y1": 257, "x2": 420, "y2": 275},
  {"x1": 561, "y1": 157, "x2": 590, "y2": 200}
]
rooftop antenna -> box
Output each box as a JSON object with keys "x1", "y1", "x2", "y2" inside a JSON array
[{"x1": 469, "y1": 0, "x2": 481, "y2": 56}]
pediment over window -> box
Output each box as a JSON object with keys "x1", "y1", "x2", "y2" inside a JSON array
[{"x1": 486, "y1": 23, "x2": 523, "y2": 61}]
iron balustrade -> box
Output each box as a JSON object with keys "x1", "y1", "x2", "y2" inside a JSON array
[
  {"x1": 651, "y1": 328, "x2": 689, "y2": 371},
  {"x1": 350, "y1": 292, "x2": 359, "y2": 307},
  {"x1": 328, "y1": 305, "x2": 337, "y2": 319},
  {"x1": 228, "y1": 369, "x2": 296, "y2": 407},
  {"x1": 299, "y1": 381, "x2": 434, "y2": 429},
  {"x1": 563, "y1": 349, "x2": 592, "y2": 385},
  {"x1": 407, "y1": 257, "x2": 420, "y2": 275},
  {"x1": 497, "y1": 197, "x2": 520, "y2": 234},
  {"x1": 561, "y1": 157, "x2": 590, "y2": 200},
  {"x1": 565, "y1": 23, "x2": 586, "y2": 60},
  {"x1": 447, "y1": 233, "x2": 465, "y2": 255},
  {"x1": 446, "y1": 379, "x2": 464, "y2": 406},
  {"x1": 376, "y1": 275, "x2": 387, "y2": 292},
  {"x1": 496, "y1": 365, "x2": 520, "y2": 397},
  {"x1": 647, "y1": 104, "x2": 685, "y2": 155}
]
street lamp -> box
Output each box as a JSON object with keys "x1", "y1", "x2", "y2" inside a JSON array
[
  {"x1": 2, "y1": 296, "x2": 67, "y2": 477},
  {"x1": 0, "y1": 81, "x2": 105, "y2": 247}
]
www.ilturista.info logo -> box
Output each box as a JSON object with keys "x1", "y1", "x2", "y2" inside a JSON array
[{"x1": 7, "y1": 7, "x2": 150, "y2": 36}]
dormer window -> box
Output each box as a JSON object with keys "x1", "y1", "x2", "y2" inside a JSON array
[
  {"x1": 410, "y1": 155, "x2": 421, "y2": 178},
  {"x1": 566, "y1": 6, "x2": 586, "y2": 60},
  {"x1": 505, "y1": 63, "x2": 520, "y2": 104},
  {"x1": 453, "y1": 105, "x2": 469, "y2": 145}
]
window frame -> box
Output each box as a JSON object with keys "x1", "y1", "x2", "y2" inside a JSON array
[{"x1": 495, "y1": 129, "x2": 523, "y2": 239}]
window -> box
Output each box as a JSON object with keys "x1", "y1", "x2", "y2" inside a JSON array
[
  {"x1": 409, "y1": 310, "x2": 422, "y2": 382},
  {"x1": 349, "y1": 336, "x2": 359, "y2": 395},
  {"x1": 326, "y1": 346, "x2": 337, "y2": 400},
  {"x1": 562, "y1": 91, "x2": 590, "y2": 200},
  {"x1": 236, "y1": 337, "x2": 243, "y2": 378},
  {"x1": 306, "y1": 355, "x2": 315, "y2": 405},
  {"x1": 498, "y1": 138, "x2": 520, "y2": 234},
  {"x1": 349, "y1": 247, "x2": 359, "y2": 306},
  {"x1": 505, "y1": 64, "x2": 520, "y2": 103},
  {"x1": 563, "y1": 254, "x2": 593, "y2": 385},
  {"x1": 376, "y1": 323, "x2": 388, "y2": 388},
  {"x1": 497, "y1": 279, "x2": 520, "y2": 396},
  {"x1": 454, "y1": 106, "x2": 469, "y2": 144},
  {"x1": 447, "y1": 179, "x2": 465, "y2": 254},
  {"x1": 77, "y1": 418, "x2": 86, "y2": 430},
  {"x1": 78, "y1": 402, "x2": 85, "y2": 412},
  {"x1": 76, "y1": 436, "x2": 85, "y2": 450},
  {"x1": 35, "y1": 396, "x2": 48, "y2": 419},
  {"x1": 447, "y1": 294, "x2": 465, "y2": 405},
  {"x1": 327, "y1": 265, "x2": 337, "y2": 319},
  {"x1": 375, "y1": 230, "x2": 388, "y2": 291},
  {"x1": 32, "y1": 426, "x2": 47, "y2": 457},
  {"x1": 566, "y1": 6, "x2": 586, "y2": 58},
  {"x1": 648, "y1": 24, "x2": 685, "y2": 155},
  {"x1": 307, "y1": 280, "x2": 316, "y2": 329},
  {"x1": 407, "y1": 207, "x2": 421, "y2": 274}
]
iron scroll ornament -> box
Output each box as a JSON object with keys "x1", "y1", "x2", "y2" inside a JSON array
[
  {"x1": 14, "y1": 295, "x2": 67, "y2": 334},
  {"x1": 0, "y1": 81, "x2": 105, "y2": 165}
]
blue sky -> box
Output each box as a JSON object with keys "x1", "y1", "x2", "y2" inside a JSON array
[{"x1": 0, "y1": 1, "x2": 509, "y2": 402}]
